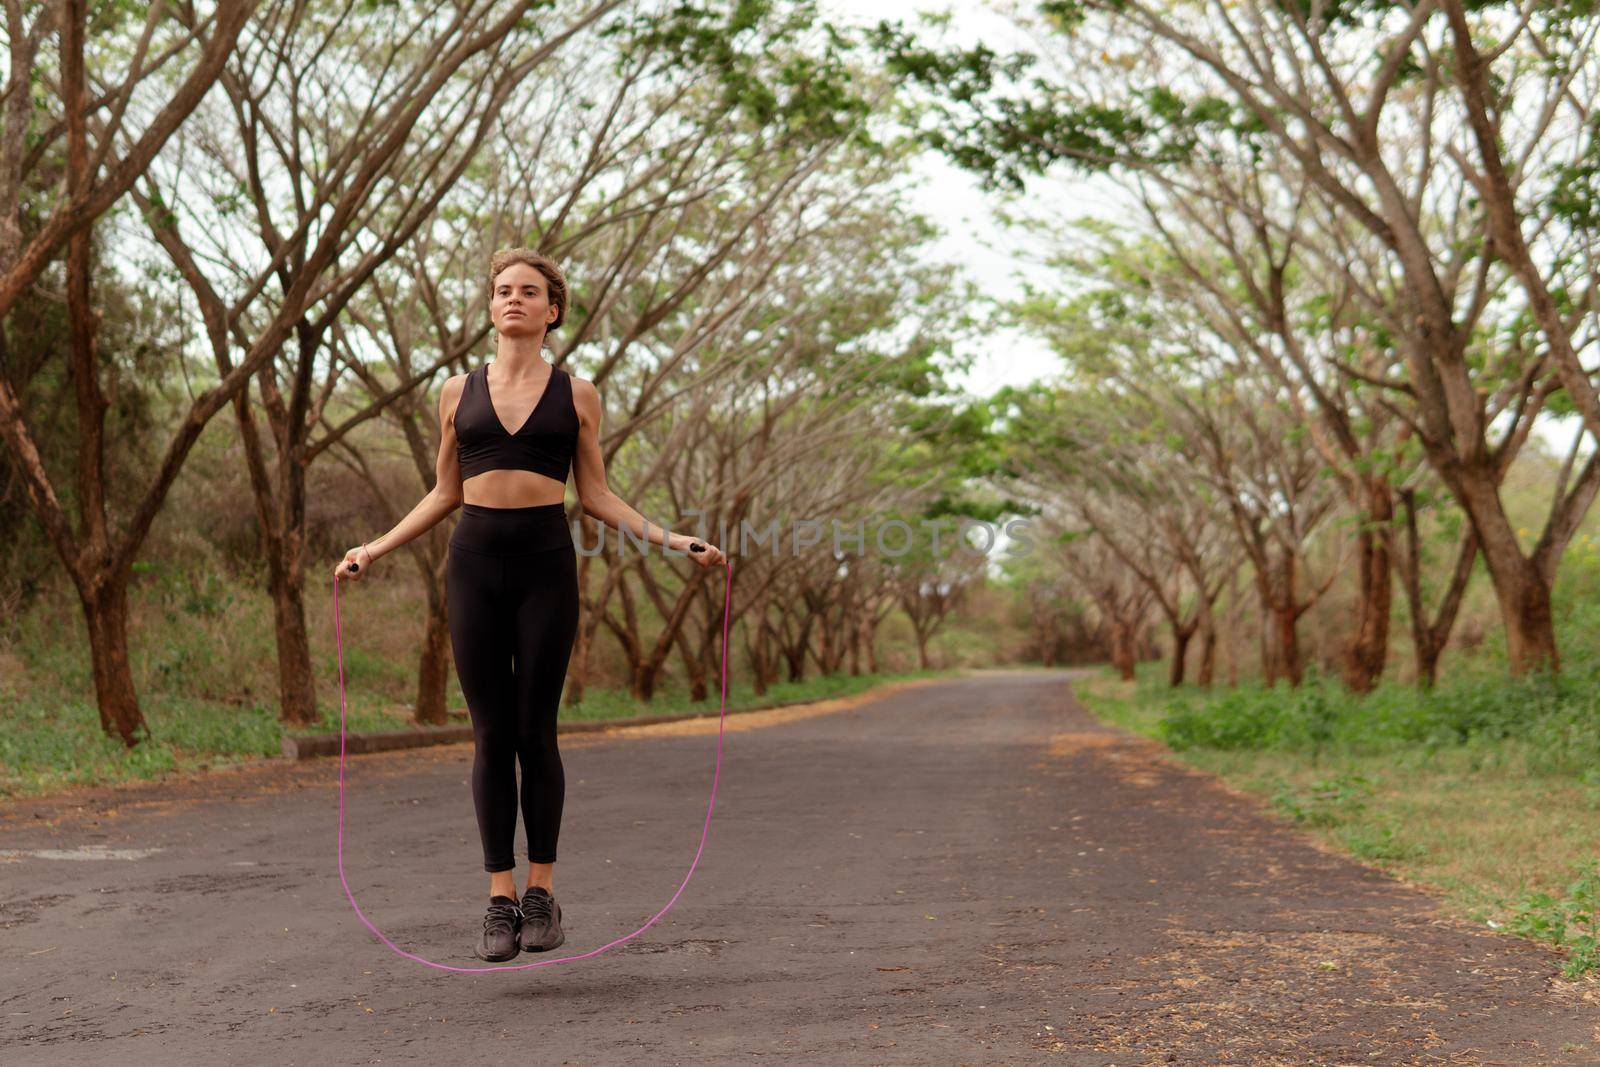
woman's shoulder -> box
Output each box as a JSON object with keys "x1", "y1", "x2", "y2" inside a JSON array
[
  {"x1": 439, "y1": 369, "x2": 476, "y2": 427},
  {"x1": 567, "y1": 372, "x2": 598, "y2": 405}
]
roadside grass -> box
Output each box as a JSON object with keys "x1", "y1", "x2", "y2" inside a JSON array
[
  {"x1": 0, "y1": 667, "x2": 959, "y2": 802},
  {"x1": 1077, "y1": 664, "x2": 1600, "y2": 979},
  {"x1": 1, "y1": 548, "x2": 974, "y2": 802}
]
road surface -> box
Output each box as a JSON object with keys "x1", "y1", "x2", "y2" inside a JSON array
[{"x1": 2, "y1": 670, "x2": 1596, "y2": 1064}]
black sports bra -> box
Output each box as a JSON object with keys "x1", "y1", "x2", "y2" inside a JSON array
[{"x1": 455, "y1": 362, "x2": 578, "y2": 484}]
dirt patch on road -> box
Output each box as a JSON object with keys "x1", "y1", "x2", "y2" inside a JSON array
[
  {"x1": 1033, "y1": 704, "x2": 1600, "y2": 1063},
  {"x1": 597, "y1": 677, "x2": 948, "y2": 740},
  {"x1": 1045, "y1": 730, "x2": 1172, "y2": 789}
]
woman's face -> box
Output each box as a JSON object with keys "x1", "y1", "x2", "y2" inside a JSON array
[{"x1": 490, "y1": 262, "x2": 559, "y2": 338}]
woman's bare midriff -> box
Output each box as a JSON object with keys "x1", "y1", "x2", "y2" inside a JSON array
[{"x1": 461, "y1": 470, "x2": 567, "y2": 509}]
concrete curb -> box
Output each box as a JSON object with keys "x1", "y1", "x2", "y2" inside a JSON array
[{"x1": 280, "y1": 694, "x2": 837, "y2": 761}]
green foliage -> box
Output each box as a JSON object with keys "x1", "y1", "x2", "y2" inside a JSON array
[
  {"x1": 0, "y1": 666, "x2": 959, "y2": 797},
  {"x1": 1337, "y1": 818, "x2": 1425, "y2": 862},
  {"x1": 1270, "y1": 771, "x2": 1372, "y2": 827},
  {"x1": 0, "y1": 694, "x2": 281, "y2": 798},
  {"x1": 1118, "y1": 548, "x2": 1600, "y2": 976},
  {"x1": 612, "y1": 0, "x2": 878, "y2": 149},
  {"x1": 1078, "y1": 540, "x2": 1600, "y2": 978},
  {"x1": 1154, "y1": 667, "x2": 1600, "y2": 776},
  {"x1": 1504, "y1": 860, "x2": 1600, "y2": 978},
  {"x1": 1268, "y1": 770, "x2": 1425, "y2": 859},
  {"x1": 869, "y1": 7, "x2": 1278, "y2": 191},
  {"x1": 872, "y1": 0, "x2": 1600, "y2": 206},
  {"x1": 1550, "y1": 114, "x2": 1600, "y2": 232}
]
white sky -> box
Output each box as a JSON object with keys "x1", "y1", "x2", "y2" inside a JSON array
[{"x1": 821, "y1": 0, "x2": 1075, "y2": 399}]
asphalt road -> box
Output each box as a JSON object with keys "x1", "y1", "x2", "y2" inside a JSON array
[{"x1": 2, "y1": 669, "x2": 1597, "y2": 1065}]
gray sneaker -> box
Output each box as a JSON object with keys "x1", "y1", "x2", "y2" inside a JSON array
[
  {"x1": 476, "y1": 895, "x2": 522, "y2": 962},
  {"x1": 519, "y1": 886, "x2": 565, "y2": 952}
]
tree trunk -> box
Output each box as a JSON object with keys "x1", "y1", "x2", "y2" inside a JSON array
[
  {"x1": 567, "y1": 550, "x2": 603, "y2": 706},
  {"x1": 748, "y1": 614, "x2": 772, "y2": 696},
  {"x1": 1109, "y1": 620, "x2": 1136, "y2": 681},
  {"x1": 1254, "y1": 573, "x2": 1279, "y2": 685},
  {"x1": 1039, "y1": 610, "x2": 1058, "y2": 667},
  {"x1": 1492, "y1": 561, "x2": 1559, "y2": 675},
  {"x1": 848, "y1": 615, "x2": 862, "y2": 675},
  {"x1": 1414, "y1": 639, "x2": 1442, "y2": 689},
  {"x1": 1191, "y1": 595, "x2": 1218, "y2": 688},
  {"x1": 265, "y1": 527, "x2": 319, "y2": 727},
  {"x1": 1342, "y1": 483, "x2": 1393, "y2": 693},
  {"x1": 783, "y1": 643, "x2": 807, "y2": 682},
  {"x1": 234, "y1": 363, "x2": 319, "y2": 727},
  {"x1": 1223, "y1": 571, "x2": 1241, "y2": 687},
  {"x1": 1455, "y1": 467, "x2": 1560, "y2": 674},
  {"x1": 413, "y1": 590, "x2": 451, "y2": 726},
  {"x1": 1396, "y1": 489, "x2": 1479, "y2": 691},
  {"x1": 631, "y1": 650, "x2": 666, "y2": 701},
  {"x1": 1276, "y1": 601, "x2": 1303, "y2": 687},
  {"x1": 79, "y1": 576, "x2": 148, "y2": 747},
  {"x1": 815, "y1": 595, "x2": 839, "y2": 674},
  {"x1": 1167, "y1": 622, "x2": 1192, "y2": 687},
  {"x1": 777, "y1": 608, "x2": 813, "y2": 682},
  {"x1": 1196, "y1": 619, "x2": 1216, "y2": 688},
  {"x1": 677, "y1": 621, "x2": 709, "y2": 703},
  {"x1": 1266, "y1": 549, "x2": 1303, "y2": 687}
]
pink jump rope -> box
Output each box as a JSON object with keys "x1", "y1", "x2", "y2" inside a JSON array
[{"x1": 331, "y1": 544, "x2": 732, "y2": 972}]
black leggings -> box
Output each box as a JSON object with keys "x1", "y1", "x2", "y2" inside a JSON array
[{"x1": 447, "y1": 502, "x2": 579, "y2": 872}]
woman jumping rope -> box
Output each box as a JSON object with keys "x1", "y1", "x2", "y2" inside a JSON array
[{"x1": 331, "y1": 249, "x2": 726, "y2": 962}]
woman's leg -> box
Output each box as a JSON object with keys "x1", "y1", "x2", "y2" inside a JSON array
[
  {"x1": 446, "y1": 544, "x2": 521, "y2": 895},
  {"x1": 507, "y1": 545, "x2": 580, "y2": 891}
]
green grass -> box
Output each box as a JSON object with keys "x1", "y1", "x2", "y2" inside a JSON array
[
  {"x1": 0, "y1": 667, "x2": 960, "y2": 801},
  {"x1": 1077, "y1": 662, "x2": 1600, "y2": 979},
  {"x1": 0, "y1": 545, "x2": 978, "y2": 801},
  {"x1": 0, "y1": 693, "x2": 283, "y2": 798}
]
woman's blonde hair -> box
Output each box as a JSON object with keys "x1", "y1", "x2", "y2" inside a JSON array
[{"x1": 488, "y1": 248, "x2": 567, "y2": 337}]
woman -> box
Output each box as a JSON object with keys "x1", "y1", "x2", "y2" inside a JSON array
[{"x1": 332, "y1": 248, "x2": 726, "y2": 963}]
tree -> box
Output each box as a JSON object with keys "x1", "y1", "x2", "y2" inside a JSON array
[{"x1": 874, "y1": 0, "x2": 1600, "y2": 673}]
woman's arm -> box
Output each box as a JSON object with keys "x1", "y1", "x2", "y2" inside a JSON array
[
  {"x1": 335, "y1": 374, "x2": 466, "y2": 580},
  {"x1": 365, "y1": 484, "x2": 460, "y2": 563},
  {"x1": 569, "y1": 376, "x2": 725, "y2": 566}
]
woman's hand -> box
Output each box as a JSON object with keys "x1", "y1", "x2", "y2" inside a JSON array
[
  {"x1": 334, "y1": 544, "x2": 374, "y2": 582},
  {"x1": 684, "y1": 539, "x2": 726, "y2": 568}
]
